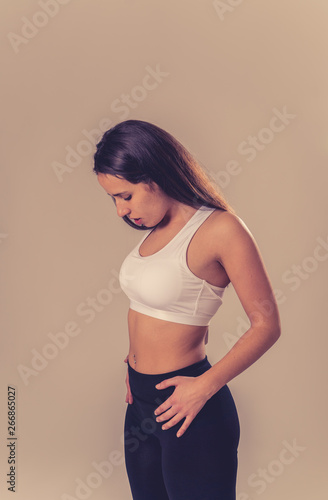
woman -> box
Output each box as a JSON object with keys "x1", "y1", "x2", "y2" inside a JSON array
[{"x1": 93, "y1": 119, "x2": 281, "y2": 500}]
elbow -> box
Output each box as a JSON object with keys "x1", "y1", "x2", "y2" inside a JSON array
[
  {"x1": 267, "y1": 312, "x2": 282, "y2": 344},
  {"x1": 260, "y1": 321, "x2": 281, "y2": 346},
  {"x1": 276, "y1": 316, "x2": 282, "y2": 338},
  {"x1": 271, "y1": 322, "x2": 281, "y2": 344}
]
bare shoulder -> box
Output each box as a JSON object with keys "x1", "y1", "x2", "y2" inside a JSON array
[
  {"x1": 208, "y1": 209, "x2": 251, "y2": 235},
  {"x1": 205, "y1": 209, "x2": 259, "y2": 263},
  {"x1": 207, "y1": 209, "x2": 254, "y2": 241},
  {"x1": 206, "y1": 209, "x2": 281, "y2": 335}
]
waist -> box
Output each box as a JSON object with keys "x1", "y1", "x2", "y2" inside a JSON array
[
  {"x1": 127, "y1": 309, "x2": 208, "y2": 374},
  {"x1": 127, "y1": 356, "x2": 212, "y2": 408},
  {"x1": 128, "y1": 355, "x2": 211, "y2": 383}
]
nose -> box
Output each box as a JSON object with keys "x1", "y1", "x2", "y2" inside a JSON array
[{"x1": 116, "y1": 200, "x2": 131, "y2": 218}]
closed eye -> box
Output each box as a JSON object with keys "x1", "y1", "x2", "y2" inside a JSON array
[{"x1": 107, "y1": 193, "x2": 131, "y2": 203}]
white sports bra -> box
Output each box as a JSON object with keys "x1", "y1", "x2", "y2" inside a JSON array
[{"x1": 118, "y1": 205, "x2": 226, "y2": 326}]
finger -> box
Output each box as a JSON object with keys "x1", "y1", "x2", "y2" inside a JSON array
[
  {"x1": 154, "y1": 398, "x2": 172, "y2": 416},
  {"x1": 160, "y1": 412, "x2": 185, "y2": 431},
  {"x1": 155, "y1": 407, "x2": 177, "y2": 423},
  {"x1": 176, "y1": 415, "x2": 193, "y2": 438},
  {"x1": 125, "y1": 375, "x2": 133, "y2": 404},
  {"x1": 127, "y1": 382, "x2": 133, "y2": 404},
  {"x1": 126, "y1": 389, "x2": 133, "y2": 404},
  {"x1": 125, "y1": 366, "x2": 133, "y2": 404},
  {"x1": 125, "y1": 387, "x2": 133, "y2": 404},
  {"x1": 125, "y1": 379, "x2": 129, "y2": 403},
  {"x1": 155, "y1": 376, "x2": 180, "y2": 391}
]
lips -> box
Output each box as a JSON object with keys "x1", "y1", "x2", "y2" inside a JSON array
[{"x1": 132, "y1": 218, "x2": 143, "y2": 226}]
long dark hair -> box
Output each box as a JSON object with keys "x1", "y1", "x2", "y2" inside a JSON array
[{"x1": 93, "y1": 119, "x2": 236, "y2": 230}]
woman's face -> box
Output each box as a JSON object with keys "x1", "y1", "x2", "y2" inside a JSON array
[{"x1": 97, "y1": 173, "x2": 173, "y2": 228}]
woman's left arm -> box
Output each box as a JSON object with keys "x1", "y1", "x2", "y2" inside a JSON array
[
  {"x1": 198, "y1": 211, "x2": 281, "y2": 398},
  {"x1": 154, "y1": 212, "x2": 281, "y2": 436}
]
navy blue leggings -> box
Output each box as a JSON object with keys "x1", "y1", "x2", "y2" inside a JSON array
[{"x1": 124, "y1": 356, "x2": 240, "y2": 500}]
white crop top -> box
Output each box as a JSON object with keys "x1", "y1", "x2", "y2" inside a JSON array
[{"x1": 118, "y1": 205, "x2": 226, "y2": 326}]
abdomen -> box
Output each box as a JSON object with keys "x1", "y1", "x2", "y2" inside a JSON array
[{"x1": 127, "y1": 309, "x2": 208, "y2": 374}]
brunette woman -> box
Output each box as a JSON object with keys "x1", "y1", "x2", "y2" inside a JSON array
[{"x1": 93, "y1": 119, "x2": 281, "y2": 500}]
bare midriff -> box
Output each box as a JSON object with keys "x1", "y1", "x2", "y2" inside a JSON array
[{"x1": 127, "y1": 308, "x2": 208, "y2": 374}]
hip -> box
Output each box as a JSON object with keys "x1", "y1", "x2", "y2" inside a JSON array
[
  {"x1": 126, "y1": 356, "x2": 240, "y2": 444},
  {"x1": 127, "y1": 355, "x2": 238, "y2": 415},
  {"x1": 128, "y1": 355, "x2": 212, "y2": 396}
]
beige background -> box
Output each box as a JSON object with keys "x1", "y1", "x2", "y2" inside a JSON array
[{"x1": 1, "y1": 1, "x2": 327, "y2": 499}]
